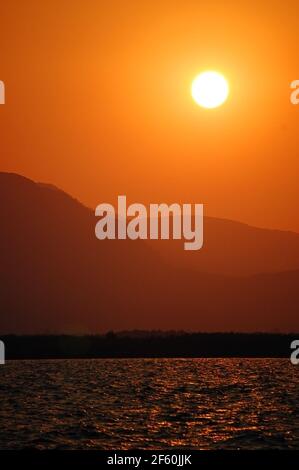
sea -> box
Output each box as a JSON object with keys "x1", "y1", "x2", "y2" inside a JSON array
[{"x1": 0, "y1": 358, "x2": 298, "y2": 450}]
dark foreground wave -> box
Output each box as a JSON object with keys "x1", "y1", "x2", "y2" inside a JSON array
[{"x1": 0, "y1": 358, "x2": 298, "y2": 449}]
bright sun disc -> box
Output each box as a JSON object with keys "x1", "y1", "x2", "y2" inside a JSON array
[{"x1": 191, "y1": 71, "x2": 229, "y2": 109}]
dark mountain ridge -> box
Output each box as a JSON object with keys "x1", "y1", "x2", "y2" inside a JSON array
[{"x1": 0, "y1": 172, "x2": 299, "y2": 333}]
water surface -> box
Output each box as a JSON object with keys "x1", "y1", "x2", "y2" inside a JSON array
[{"x1": 0, "y1": 358, "x2": 298, "y2": 449}]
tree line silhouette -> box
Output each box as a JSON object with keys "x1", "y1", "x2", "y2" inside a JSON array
[{"x1": 1, "y1": 332, "x2": 297, "y2": 359}]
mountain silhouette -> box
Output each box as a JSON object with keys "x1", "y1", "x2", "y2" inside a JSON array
[
  {"x1": 148, "y1": 217, "x2": 299, "y2": 276},
  {"x1": 0, "y1": 171, "x2": 299, "y2": 333}
]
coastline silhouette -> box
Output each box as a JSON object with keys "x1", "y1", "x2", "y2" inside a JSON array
[{"x1": 3, "y1": 332, "x2": 298, "y2": 359}]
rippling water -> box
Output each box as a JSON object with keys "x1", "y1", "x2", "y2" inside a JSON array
[{"x1": 0, "y1": 358, "x2": 298, "y2": 449}]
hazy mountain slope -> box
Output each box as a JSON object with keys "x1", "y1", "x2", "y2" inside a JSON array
[{"x1": 0, "y1": 172, "x2": 298, "y2": 333}]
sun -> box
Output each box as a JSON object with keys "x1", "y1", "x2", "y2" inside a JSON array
[{"x1": 191, "y1": 71, "x2": 229, "y2": 109}]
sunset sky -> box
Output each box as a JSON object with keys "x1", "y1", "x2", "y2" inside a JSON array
[{"x1": 0, "y1": 0, "x2": 299, "y2": 232}]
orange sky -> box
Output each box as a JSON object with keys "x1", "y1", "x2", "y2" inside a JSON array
[{"x1": 0, "y1": 0, "x2": 299, "y2": 231}]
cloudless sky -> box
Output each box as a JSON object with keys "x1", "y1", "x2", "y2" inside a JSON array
[{"x1": 0, "y1": 0, "x2": 299, "y2": 231}]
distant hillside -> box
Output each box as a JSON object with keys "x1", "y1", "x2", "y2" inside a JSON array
[
  {"x1": 147, "y1": 216, "x2": 299, "y2": 276},
  {"x1": 0, "y1": 171, "x2": 299, "y2": 333}
]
